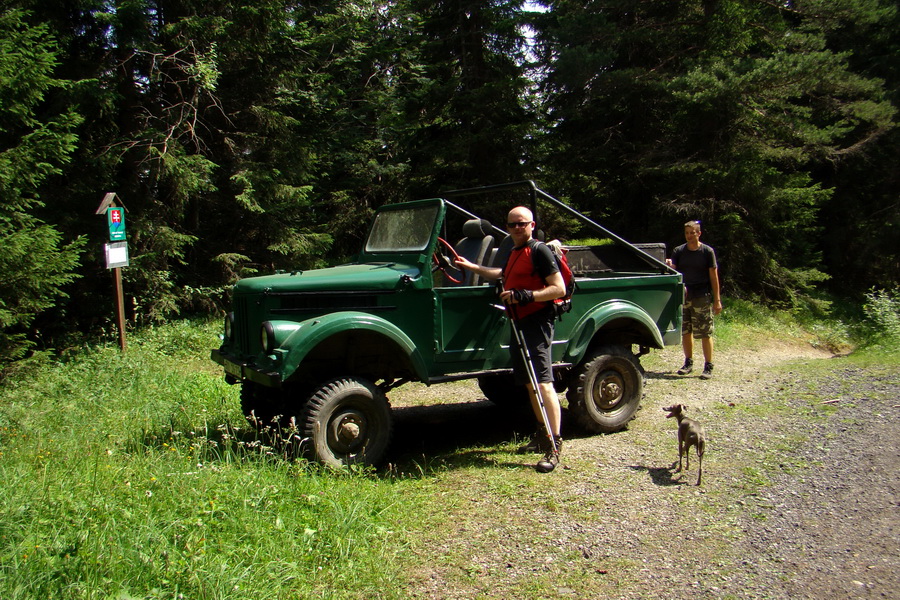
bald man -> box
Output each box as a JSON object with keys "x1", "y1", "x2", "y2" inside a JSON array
[{"x1": 456, "y1": 206, "x2": 566, "y2": 472}]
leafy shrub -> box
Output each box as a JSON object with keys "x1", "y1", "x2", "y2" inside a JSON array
[{"x1": 861, "y1": 287, "x2": 900, "y2": 349}]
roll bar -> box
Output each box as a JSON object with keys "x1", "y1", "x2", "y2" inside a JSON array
[{"x1": 440, "y1": 180, "x2": 674, "y2": 271}]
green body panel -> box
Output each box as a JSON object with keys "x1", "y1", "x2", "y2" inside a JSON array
[
  {"x1": 432, "y1": 285, "x2": 508, "y2": 370},
  {"x1": 274, "y1": 311, "x2": 430, "y2": 383},
  {"x1": 553, "y1": 275, "x2": 683, "y2": 360},
  {"x1": 233, "y1": 262, "x2": 424, "y2": 294},
  {"x1": 561, "y1": 299, "x2": 665, "y2": 364}
]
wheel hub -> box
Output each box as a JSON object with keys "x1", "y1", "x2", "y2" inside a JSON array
[
  {"x1": 593, "y1": 370, "x2": 625, "y2": 409},
  {"x1": 328, "y1": 409, "x2": 366, "y2": 453}
]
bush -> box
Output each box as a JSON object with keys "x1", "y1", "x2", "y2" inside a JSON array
[{"x1": 861, "y1": 287, "x2": 900, "y2": 349}]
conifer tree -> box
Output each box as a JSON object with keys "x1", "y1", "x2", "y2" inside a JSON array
[
  {"x1": 533, "y1": 0, "x2": 896, "y2": 301},
  {"x1": 393, "y1": 0, "x2": 534, "y2": 197},
  {"x1": 0, "y1": 10, "x2": 85, "y2": 365}
]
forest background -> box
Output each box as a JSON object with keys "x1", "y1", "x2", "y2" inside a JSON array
[{"x1": 1, "y1": 0, "x2": 898, "y2": 368}]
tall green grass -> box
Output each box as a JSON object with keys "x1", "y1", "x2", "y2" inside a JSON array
[
  {"x1": 0, "y1": 321, "x2": 411, "y2": 600},
  {"x1": 712, "y1": 287, "x2": 900, "y2": 355},
  {"x1": 710, "y1": 296, "x2": 860, "y2": 354}
]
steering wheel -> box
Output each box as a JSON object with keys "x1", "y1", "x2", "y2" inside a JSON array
[{"x1": 432, "y1": 237, "x2": 465, "y2": 284}]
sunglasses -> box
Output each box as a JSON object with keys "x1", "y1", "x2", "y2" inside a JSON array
[{"x1": 507, "y1": 221, "x2": 532, "y2": 228}]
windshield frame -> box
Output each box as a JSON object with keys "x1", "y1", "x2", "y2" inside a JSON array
[{"x1": 363, "y1": 199, "x2": 442, "y2": 254}]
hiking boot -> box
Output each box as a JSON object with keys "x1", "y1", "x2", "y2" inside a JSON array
[
  {"x1": 700, "y1": 362, "x2": 714, "y2": 380},
  {"x1": 677, "y1": 358, "x2": 694, "y2": 375},
  {"x1": 536, "y1": 437, "x2": 562, "y2": 473}
]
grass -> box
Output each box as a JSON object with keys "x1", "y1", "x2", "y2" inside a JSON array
[
  {"x1": 0, "y1": 320, "x2": 414, "y2": 600},
  {"x1": 1, "y1": 291, "x2": 897, "y2": 599}
]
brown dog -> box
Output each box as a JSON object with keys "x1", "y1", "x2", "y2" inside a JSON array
[{"x1": 663, "y1": 404, "x2": 705, "y2": 485}]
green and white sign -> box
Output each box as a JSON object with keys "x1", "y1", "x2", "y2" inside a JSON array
[{"x1": 107, "y1": 207, "x2": 126, "y2": 241}]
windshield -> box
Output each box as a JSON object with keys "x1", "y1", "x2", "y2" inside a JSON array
[{"x1": 365, "y1": 204, "x2": 439, "y2": 252}]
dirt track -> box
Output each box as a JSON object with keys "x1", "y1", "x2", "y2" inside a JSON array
[{"x1": 389, "y1": 344, "x2": 900, "y2": 599}]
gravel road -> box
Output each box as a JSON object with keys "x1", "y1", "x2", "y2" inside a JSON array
[
  {"x1": 391, "y1": 343, "x2": 900, "y2": 600},
  {"x1": 731, "y1": 363, "x2": 899, "y2": 599}
]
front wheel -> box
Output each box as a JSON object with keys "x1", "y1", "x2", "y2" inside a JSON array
[
  {"x1": 300, "y1": 377, "x2": 393, "y2": 468},
  {"x1": 567, "y1": 346, "x2": 643, "y2": 433}
]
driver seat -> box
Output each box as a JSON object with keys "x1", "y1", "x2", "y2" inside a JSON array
[{"x1": 447, "y1": 218, "x2": 495, "y2": 286}]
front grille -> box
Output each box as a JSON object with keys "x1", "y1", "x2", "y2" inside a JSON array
[
  {"x1": 229, "y1": 291, "x2": 396, "y2": 356},
  {"x1": 234, "y1": 296, "x2": 252, "y2": 353}
]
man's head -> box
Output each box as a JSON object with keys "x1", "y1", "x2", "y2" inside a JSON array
[
  {"x1": 507, "y1": 206, "x2": 535, "y2": 245},
  {"x1": 683, "y1": 220, "x2": 701, "y2": 248}
]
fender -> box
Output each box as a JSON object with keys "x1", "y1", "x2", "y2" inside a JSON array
[
  {"x1": 276, "y1": 311, "x2": 429, "y2": 382},
  {"x1": 562, "y1": 299, "x2": 665, "y2": 365}
]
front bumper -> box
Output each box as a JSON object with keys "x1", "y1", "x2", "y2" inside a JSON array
[{"x1": 210, "y1": 348, "x2": 282, "y2": 388}]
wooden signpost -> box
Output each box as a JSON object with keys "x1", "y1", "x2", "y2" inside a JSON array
[{"x1": 96, "y1": 193, "x2": 129, "y2": 351}]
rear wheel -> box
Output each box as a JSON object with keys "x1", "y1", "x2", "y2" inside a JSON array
[
  {"x1": 477, "y1": 374, "x2": 531, "y2": 409},
  {"x1": 567, "y1": 346, "x2": 643, "y2": 433},
  {"x1": 300, "y1": 377, "x2": 393, "y2": 468}
]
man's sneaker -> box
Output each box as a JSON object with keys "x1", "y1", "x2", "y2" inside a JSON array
[
  {"x1": 677, "y1": 358, "x2": 694, "y2": 375},
  {"x1": 536, "y1": 437, "x2": 562, "y2": 473},
  {"x1": 700, "y1": 362, "x2": 714, "y2": 380}
]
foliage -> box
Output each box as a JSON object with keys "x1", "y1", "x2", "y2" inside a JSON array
[
  {"x1": 0, "y1": 9, "x2": 85, "y2": 366},
  {"x1": 0, "y1": 0, "x2": 896, "y2": 368},
  {"x1": 817, "y1": 0, "x2": 900, "y2": 293},
  {"x1": 860, "y1": 286, "x2": 900, "y2": 349},
  {"x1": 392, "y1": 0, "x2": 534, "y2": 197},
  {"x1": 532, "y1": 0, "x2": 897, "y2": 304}
]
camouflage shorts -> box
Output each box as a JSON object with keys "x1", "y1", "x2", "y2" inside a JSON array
[{"x1": 682, "y1": 294, "x2": 715, "y2": 339}]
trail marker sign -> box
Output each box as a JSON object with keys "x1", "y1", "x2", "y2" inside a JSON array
[
  {"x1": 95, "y1": 192, "x2": 129, "y2": 351},
  {"x1": 107, "y1": 207, "x2": 126, "y2": 241},
  {"x1": 105, "y1": 241, "x2": 129, "y2": 268}
]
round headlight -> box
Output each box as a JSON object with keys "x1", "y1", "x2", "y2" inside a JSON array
[
  {"x1": 261, "y1": 321, "x2": 276, "y2": 353},
  {"x1": 224, "y1": 312, "x2": 234, "y2": 340}
]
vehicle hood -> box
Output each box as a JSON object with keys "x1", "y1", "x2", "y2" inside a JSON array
[{"x1": 232, "y1": 262, "x2": 421, "y2": 294}]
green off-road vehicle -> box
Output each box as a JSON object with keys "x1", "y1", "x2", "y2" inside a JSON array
[{"x1": 211, "y1": 181, "x2": 683, "y2": 467}]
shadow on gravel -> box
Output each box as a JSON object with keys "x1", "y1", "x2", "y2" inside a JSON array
[
  {"x1": 628, "y1": 464, "x2": 687, "y2": 486},
  {"x1": 388, "y1": 399, "x2": 534, "y2": 468},
  {"x1": 644, "y1": 370, "x2": 683, "y2": 382},
  {"x1": 386, "y1": 399, "x2": 606, "y2": 472}
]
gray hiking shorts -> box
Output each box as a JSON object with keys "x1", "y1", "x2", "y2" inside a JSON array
[{"x1": 511, "y1": 309, "x2": 555, "y2": 385}]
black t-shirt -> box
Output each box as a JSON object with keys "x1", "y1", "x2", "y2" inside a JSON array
[{"x1": 671, "y1": 243, "x2": 717, "y2": 298}]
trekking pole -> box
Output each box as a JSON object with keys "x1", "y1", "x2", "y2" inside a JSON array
[{"x1": 492, "y1": 301, "x2": 558, "y2": 456}]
